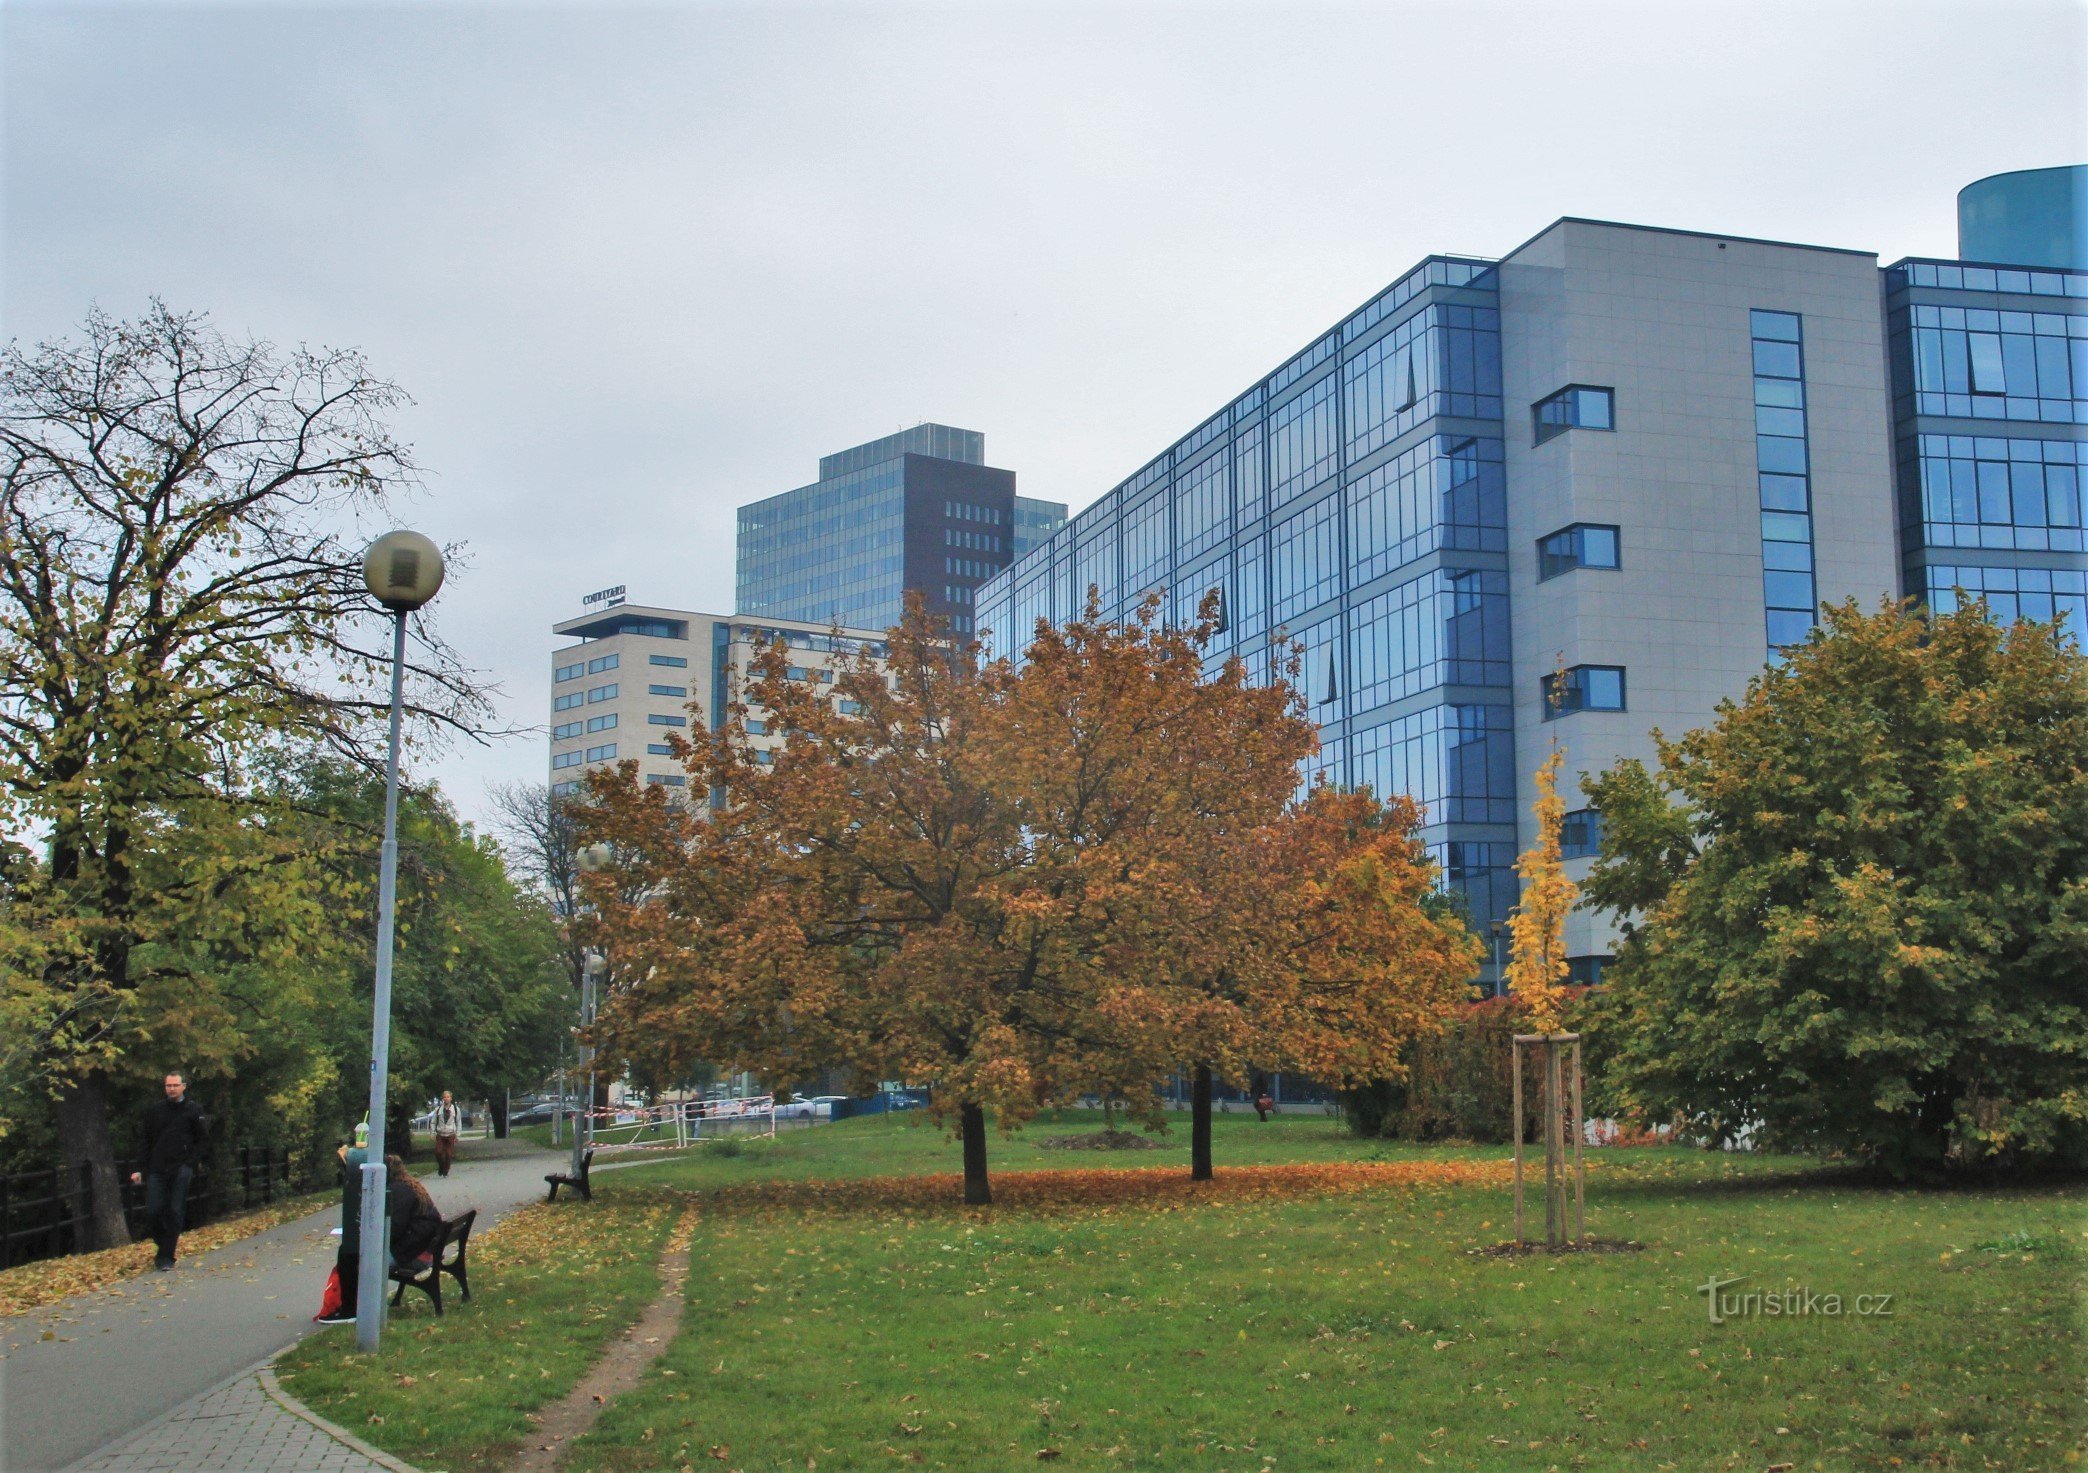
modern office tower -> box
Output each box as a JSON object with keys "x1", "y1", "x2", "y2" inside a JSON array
[
  {"x1": 735, "y1": 424, "x2": 1067, "y2": 638},
  {"x1": 975, "y1": 177, "x2": 2088, "y2": 986},
  {"x1": 550, "y1": 598, "x2": 887, "y2": 801}
]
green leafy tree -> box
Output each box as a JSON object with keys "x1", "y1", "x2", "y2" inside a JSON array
[
  {"x1": 1582, "y1": 599, "x2": 2088, "y2": 1176},
  {"x1": 0, "y1": 303, "x2": 489, "y2": 1244}
]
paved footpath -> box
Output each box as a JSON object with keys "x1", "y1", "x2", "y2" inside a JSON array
[{"x1": 1, "y1": 1138, "x2": 566, "y2": 1473}]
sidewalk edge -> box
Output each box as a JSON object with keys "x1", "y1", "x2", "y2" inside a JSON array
[{"x1": 258, "y1": 1362, "x2": 423, "y2": 1473}]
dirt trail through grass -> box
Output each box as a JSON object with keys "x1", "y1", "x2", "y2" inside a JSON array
[{"x1": 506, "y1": 1205, "x2": 698, "y2": 1473}]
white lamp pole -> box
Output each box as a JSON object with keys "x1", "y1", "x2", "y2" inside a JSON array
[
  {"x1": 355, "y1": 530, "x2": 445, "y2": 1354},
  {"x1": 573, "y1": 843, "x2": 612, "y2": 1181}
]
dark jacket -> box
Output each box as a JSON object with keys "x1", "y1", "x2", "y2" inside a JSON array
[
  {"x1": 137, "y1": 1096, "x2": 208, "y2": 1177},
  {"x1": 387, "y1": 1174, "x2": 444, "y2": 1262}
]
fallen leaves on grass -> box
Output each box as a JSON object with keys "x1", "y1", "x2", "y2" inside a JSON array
[
  {"x1": 0, "y1": 1190, "x2": 332, "y2": 1318},
  {"x1": 687, "y1": 1158, "x2": 1514, "y2": 1218}
]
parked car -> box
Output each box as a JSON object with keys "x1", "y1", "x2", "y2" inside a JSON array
[{"x1": 508, "y1": 1098, "x2": 579, "y2": 1126}]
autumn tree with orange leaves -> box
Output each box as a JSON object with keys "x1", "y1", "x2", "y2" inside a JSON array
[{"x1": 578, "y1": 593, "x2": 1477, "y2": 1204}]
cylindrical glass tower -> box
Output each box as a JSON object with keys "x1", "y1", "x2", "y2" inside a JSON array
[{"x1": 1957, "y1": 165, "x2": 2087, "y2": 270}]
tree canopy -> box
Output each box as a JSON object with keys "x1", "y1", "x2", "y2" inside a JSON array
[
  {"x1": 0, "y1": 302, "x2": 493, "y2": 1243},
  {"x1": 1581, "y1": 599, "x2": 2088, "y2": 1176},
  {"x1": 579, "y1": 595, "x2": 1478, "y2": 1202}
]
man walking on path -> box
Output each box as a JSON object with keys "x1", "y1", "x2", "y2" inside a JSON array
[
  {"x1": 432, "y1": 1090, "x2": 465, "y2": 1176},
  {"x1": 129, "y1": 1071, "x2": 207, "y2": 1271}
]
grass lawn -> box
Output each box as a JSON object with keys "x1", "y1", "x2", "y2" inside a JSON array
[
  {"x1": 274, "y1": 1191, "x2": 682, "y2": 1471},
  {"x1": 578, "y1": 1114, "x2": 2082, "y2": 1472},
  {"x1": 279, "y1": 1114, "x2": 2085, "y2": 1472}
]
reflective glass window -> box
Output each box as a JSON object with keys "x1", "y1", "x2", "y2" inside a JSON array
[
  {"x1": 1560, "y1": 808, "x2": 1605, "y2": 859},
  {"x1": 1536, "y1": 523, "x2": 1622, "y2": 580},
  {"x1": 1541, "y1": 664, "x2": 1625, "y2": 718},
  {"x1": 1532, "y1": 385, "x2": 1615, "y2": 444}
]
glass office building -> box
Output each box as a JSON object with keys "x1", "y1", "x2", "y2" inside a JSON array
[
  {"x1": 977, "y1": 181, "x2": 2088, "y2": 984},
  {"x1": 1882, "y1": 257, "x2": 2088, "y2": 635},
  {"x1": 736, "y1": 424, "x2": 1066, "y2": 636},
  {"x1": 977, "y1": 257, "x2": 1524, "y2": 941}
]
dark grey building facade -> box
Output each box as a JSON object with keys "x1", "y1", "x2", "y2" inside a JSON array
[{"x1": 736, "y1": 424, "x2": 1066, "y2": 636}]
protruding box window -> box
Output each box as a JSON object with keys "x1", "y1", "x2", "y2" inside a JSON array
[
  {"x1": 1536, "y1": 523, "x2": 1621, "y2": 580},
  {"x1": 1541, "y1": 664, "x2": 1625, "y2": 719},
  {"x1": 1532, "y1": 385, "x2": 1614, "y2": 444}
]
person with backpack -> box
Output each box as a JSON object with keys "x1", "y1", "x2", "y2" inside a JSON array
[
  {"x1": 430, "y1": 1091, "x2": 464, "y2": 1177},
  {"x1": 315, "y1": 1125, "x2": 388, "y2": 1326}
]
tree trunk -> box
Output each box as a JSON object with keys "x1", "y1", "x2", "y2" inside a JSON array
[
  {"x1": 1103, "y1": 1098, "x2": 1115, "y2": 1134},
  {"x1": 960, "y1": 1103, "x2": 991, "y2": 1206},
  {"x1": 54, "y1": 1072, "x2": 131, "y2": 1250},
  {"x1": 1191, "y1": 1063, "x2": 1214, "y2": 1182},
  {"x1": 492, "y1": 1094, "x2": 510, "y2": 1140}
]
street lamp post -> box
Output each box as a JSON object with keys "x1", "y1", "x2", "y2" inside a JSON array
[
  {"x1": 1490, "y1": 920, "x2": 1509, "y2": 1000},
  {"x1": 574, "y1": 843, "x2": 612, "y2": 1181},
  {"x1": 354, "y1": 530, "x2": 445, "y2": 1354}
]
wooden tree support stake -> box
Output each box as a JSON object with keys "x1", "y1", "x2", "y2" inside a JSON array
[{"x1": 1511, "y1": 1033, "x2": 1584, "y2": 1249}]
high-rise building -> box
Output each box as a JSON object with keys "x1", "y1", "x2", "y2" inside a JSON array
[
  {"x1": 975, "y1": 172, "x2": 2088, "y2": 986},
  {"x1": 735, "y1": 424, "x2": 1067, "y2": 637},
  {"x1": 550, "y1": 596, "x2": 887, "y2": 801}
]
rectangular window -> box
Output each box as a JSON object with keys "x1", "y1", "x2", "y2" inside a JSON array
[
  {"x1": 1269, "y1": 375, "x2": 1339, "y2": 508},
  {"x1": 585, "y1": 742, "x2": 617, "y2": 762},
  {"x1": 647, "y1": 742, "x2": 674, "y2": 755},
  {"x1": 586, "y1": 713, "x2": 616, "y2": 733},
  {"x1": 587, "y1": 683, "x2": 618, "y2": 703},
  {"x1": 587, "y1": 653, "x2": 620, "y2": 675},
  {"x1": 649, "y1": 654, "x2": 689, "y2": 668},
  {"x1": 554, "y1": 662, "x2": 584, "y2": 683},
  {"x1": 1536, "y1": 523, "x2": 1622, "y2": 580},
  {"x1": 1968, "y1": 333, "x2": 2007, "y2": 394},
  {"x1": 551, "y1": 750, "x2": 582, "y2": 770},
  {"x1": 552, "y1": 721, "x2": 582, "y2": 740},
  {"x1": 646, "y1": 773, "x2": 687, "y2": 787},
  {"x1": 648, "y1": 713, "x2": 687, "y2": 727},
  {"x1": 838, "y1": 699, "x2": 865, "y2": 716},
  {"x1": 1565, "y1": 956, "x2": 1609, "y2": 986},
  {"x1": 1532, "y1": 385, "x2": 1614, "y2": 444},
  {"x1": 1752, "y1": 309, "x2": 1817, "y2": 656},
  {"x1": 551, "y1": 780, "x2": 580, "y2": 797},
  {"x1": 1541, "y1": 664, "x2": 1625, "y2": 719},
  {"x1": 552, "y1": 692, "x2": 583, "y2": 712},
  {"x1": 1560, "y1": 808, "x2": 1605, "y2": 859},
  {"x1": 648, "y1": 684, "x2": 687, "y2": 697},
  {"x1": 1269, "y1": 495, "x2": 1341, "y2": 624}
]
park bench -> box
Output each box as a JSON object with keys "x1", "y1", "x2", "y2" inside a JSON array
[
  {"x1": 545, "y1": 1148, "x2": 594, "y2": 1202},
  {"x1": 388, "y1": 1207, "x2": 475, "y2": 1316}
]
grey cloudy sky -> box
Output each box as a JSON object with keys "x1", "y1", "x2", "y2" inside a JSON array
[{"x1": 6, "y1": 0, "x2": 2083, "y2": 824}]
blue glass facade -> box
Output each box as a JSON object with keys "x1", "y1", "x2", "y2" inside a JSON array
[
  {"x1": 974, "y1": 195, "x2": 2088, "y2": 986},
  {"x1": 977, "y1": 257, "x2": 1519, "y2": 930},
  {"x1": 1882, "y1": 259, "x2": 2088, "y2": 640}
]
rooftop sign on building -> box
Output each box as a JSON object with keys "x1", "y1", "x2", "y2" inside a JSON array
[{"x1": 582, "y1": 584, "x2": 626, "y2": 608}]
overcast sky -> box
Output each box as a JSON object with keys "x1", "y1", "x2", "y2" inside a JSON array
[{"x1": 6, "y1": 0, "x2": 2083, "y2": 826}]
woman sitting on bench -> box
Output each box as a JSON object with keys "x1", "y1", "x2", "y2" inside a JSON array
[{"x1": 385, "y1": 1153, "x2": 446, "y2": 1269}]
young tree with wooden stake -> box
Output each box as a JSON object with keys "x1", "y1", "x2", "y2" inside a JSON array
[{"x1": 1505, "y1": 745, "x2": 1586, "y2": 1247}]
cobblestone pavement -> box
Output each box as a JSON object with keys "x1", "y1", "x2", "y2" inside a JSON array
[{"x1": 68, "y1": 1366, "x2": 413, "y2": 1473}]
